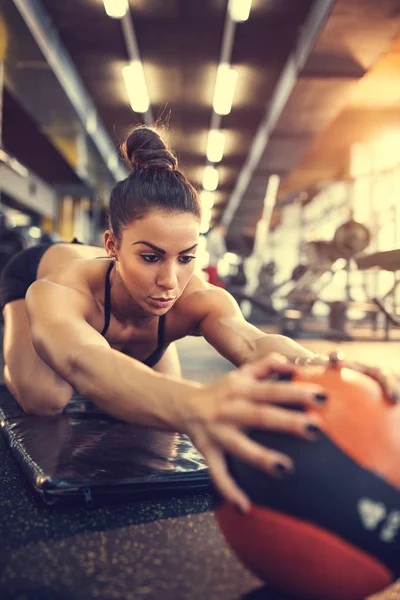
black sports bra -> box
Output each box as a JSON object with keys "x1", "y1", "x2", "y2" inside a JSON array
[{"x1": 100, "y1": 261, "x2": 170, "y2": 368}]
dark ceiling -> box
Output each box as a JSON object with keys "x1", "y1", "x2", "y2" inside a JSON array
[
  {"x1": 3, "y1": 0, "x2": 400, "y2": 254},
  {"x1": 3, "y1": 89, "x2": 82, "y2": 186},
  {"x1": 37, "y1": 0, "x2": 314, "y2": 194}
]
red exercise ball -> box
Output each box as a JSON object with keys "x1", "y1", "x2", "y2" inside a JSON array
[{"x1": 215, "y1": 364, "x2": 400, "y2": 600}]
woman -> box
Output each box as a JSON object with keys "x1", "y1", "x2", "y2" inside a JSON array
[{"x1": 1, "y1": 126, "x2": 397, "y2": 513}]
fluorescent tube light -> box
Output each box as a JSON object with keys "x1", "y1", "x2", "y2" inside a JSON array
[
  {"x1": 200, "y1": 192, "x2": 214, "y2": 234},
  {"x1": 229, "y1": 0, "x2": 252, "y2": 22},
  {"x1": 122, "y1": 61, "x2": 150, "y2": 113},
  {"x1": 207, "y1": 130, "x2": 225, "y2": 163},
  {"x1": 103, "y1": 0, "x2": 128, "y2": 19},
  {"x1": 203, "y1": 166, "x2": 219, "y2": 192},
  {"x1": 108, "y1": 154, "x2": 118, "y2": 172},
  {"x1": 213, "y1": 65, "x2": 238, "y2": 116},
  {"x1": 200, "y1": 190, "x2": 215, "y2": 211},
  {"x1": 86, "y1": 111, "x2": 97, "y2": 134},
  {"x1": 200, "y1": 208, "x2": 213, "y2": 234}
]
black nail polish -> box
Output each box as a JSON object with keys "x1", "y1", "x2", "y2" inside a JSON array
[
  {"x1": 275, "y1": 372, "x2": 294, "y2": 382},
  {"x1": 274, "y1": 462, "x2": 293, "y2": 477},
  {"x1": 306, "y1": 423, "x2": 321, "y2": 435},
  {"x1": 314, "y1": 393, "x2": 328, "y2": 403}
]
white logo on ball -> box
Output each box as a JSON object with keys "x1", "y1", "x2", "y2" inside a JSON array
[
  {"x1": 358, "y1": 498, "x2": 400, "y2": 543},
  {"x1": 358, "y1": 498, "x2": 387, "y2": 530}
]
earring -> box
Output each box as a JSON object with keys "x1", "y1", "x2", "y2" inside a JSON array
[{"x1": 111, "y1": 255, "x2": 117, "y2": 262}]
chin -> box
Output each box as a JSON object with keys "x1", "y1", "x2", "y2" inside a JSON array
[{"x1": 151, "y1": 304, "x2": 173, "y2": 314}]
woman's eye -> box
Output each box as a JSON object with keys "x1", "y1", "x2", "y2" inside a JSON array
[
  {"x1": 179, "y1": 256, "x2": 195, "y2": 264},
  {"x1": 142, "y1": 254, "x2": 160, "y2": 263}
]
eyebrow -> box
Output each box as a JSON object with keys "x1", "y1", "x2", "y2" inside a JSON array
[{"x1": 132, "y1": 241, "x2": 198, "y2": 255}]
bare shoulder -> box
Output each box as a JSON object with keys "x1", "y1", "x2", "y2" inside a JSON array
[
  {"x1": 26, "y1": 262, "x2": 106, "y2": 331},
  {"x1": 26, "y1": 278, "x2": 99, "y2": 321},
  {"x1": 41, "y1": 256, "x2": 110, "y2": 300},
  {"x1": 176, "y1": 274, "x2": 240, "y2": 321},
  {"x1": 37, "y1": 243, "x2": 107, "y2": 280}
]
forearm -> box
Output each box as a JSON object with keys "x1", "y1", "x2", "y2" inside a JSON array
[
  {"x1": 246, "y1": 334, "x2": 329, "y2": 366},
  {"x1": 67, "y1": 345, "x2": 203, "y2": 432}
]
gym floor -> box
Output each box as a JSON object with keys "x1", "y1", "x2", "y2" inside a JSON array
[
  {"x1": 177, "y1": 332, "x2": 400, "y2": 383},
  {"x1": 0, "y1": 333, "x2": 399, "y2": 599}
]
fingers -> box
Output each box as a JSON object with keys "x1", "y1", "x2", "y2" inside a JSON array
[
  {"x1": 216, "y1": 399, "x2": 322, "y2": 439},
  {"x1": 343, "y1": 361, "x2": 399, "y2": 405},
  {"x1": 202, "y1": 444, "x2": 251, "y2": 514},
  {"x1": 232, "y1": 355, "x2": 328, "y2": 406},
  {"x1": 225, "y1": 369, "x2": 328, "y2": 408},
  {"x1": 211, "y1": 424, "x2": 295, "y2": 482},
  {"x1": 244, "y1": 380, "x2": 328, "y2": 406},
  {"x1": 362, "y1": 365, "x2": 399, "y2": 404},
  {"x1": 241, "y1": 353, "x2": 294, "y2": 380},
  {"x1": 242, "y1": 354, "x2": 400, "y2": 406}
]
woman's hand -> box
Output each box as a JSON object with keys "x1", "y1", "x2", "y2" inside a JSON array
[
  {"x1": 328, "y1": 352, "x2": 399, "y2": 405},
  {"x1": 185, "y1": 354, "x2": 328, "y2": 514}
]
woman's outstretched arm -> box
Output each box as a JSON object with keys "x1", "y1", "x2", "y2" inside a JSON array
[
  {"x1": 186, "y1": 285, "x2": 325, "y2": 366},
  {"x1": 26, "y1": 279, "x2": 328, "y2": 512},
  {"x1": 195, "y1": 286, "x2": 399, "y2": 402}
]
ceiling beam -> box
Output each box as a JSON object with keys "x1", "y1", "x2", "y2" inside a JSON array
[
  {"x1": 12, "y1": 0, "x2": 127, "y2": 183},
  {"x1": 221, "y1": 0, "x2": 337, "y2": 231},
  {"x1": 300, "y1": 52, "x2": 367, "y2": 79}
]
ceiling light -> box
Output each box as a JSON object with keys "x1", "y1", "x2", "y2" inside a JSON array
[
  {"x1": 103, "y1": 0, "x2": 128, "y2": 19},
  {"x1": 108, "y1": 154, "x2": 118, "y2": 172},
  {"x1": 203, "y1": 166, "x2": 219, "y2": 192},
  {"x1": 29, "y1": 226, "x2": 42, "y2": 239},
  {"x1": 206, "y1": 130, "x2": 225, "y2": 163},
  {"x1": 122, "y1": 61, "x2": 150, "y2": 113},
  {"x1": 86, "y1": 111, "x2": 97, "y2": 134},
  {"x1": 200, "y1": 209, "x2": 212, "y2": 235},
  {"x1": 200, "y1": 190, "x2": 215, "y2": 211},
  {"x1": 213, "y1": 65, "x2": 238, "y2": 116},
  {"x1": 229, "y1": 0, "x2": 252, "y2": 22},
  {"x1": 200, "y1": 194, "x2": 214, "y2": 234}
]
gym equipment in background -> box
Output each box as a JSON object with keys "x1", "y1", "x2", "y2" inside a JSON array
[
  {"x1": 279, "y1": 219, "x2": 373, "y2": 338},
  {"x1": 230, "y1": 218, "x2": 400, "y2": 341},
  {"x1": 280, "y1": 246, "x2": 400, "y2": 341}
]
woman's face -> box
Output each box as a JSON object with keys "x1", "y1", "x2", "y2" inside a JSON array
[{"x1": 106, "y1": 209, "x2": 200, "y2": 315}]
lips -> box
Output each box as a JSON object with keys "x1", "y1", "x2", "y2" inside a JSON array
[{"x1": 149, "y1": 297, "x2": 175, "y2": 308}]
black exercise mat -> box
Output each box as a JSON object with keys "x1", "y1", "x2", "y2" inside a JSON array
[{"x1": 0, "y1": 385, "x2": 210, "y2": 506}]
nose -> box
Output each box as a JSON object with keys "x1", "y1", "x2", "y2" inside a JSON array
[{"x1": 156, "y1": 262, "x2": 178, "y2": 291}]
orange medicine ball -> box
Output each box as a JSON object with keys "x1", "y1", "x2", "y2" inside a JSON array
[{"x1": 215, "y1": 364, "x2": 400, "y2": 600}]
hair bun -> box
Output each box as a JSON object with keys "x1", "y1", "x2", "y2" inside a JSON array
[{"x1": 122, "y1": 126, "x2": 178, "y2": 172}]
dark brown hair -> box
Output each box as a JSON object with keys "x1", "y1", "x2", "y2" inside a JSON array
[{"x1": 108, "y1": 126, "x2": 201, "y2": 242}]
